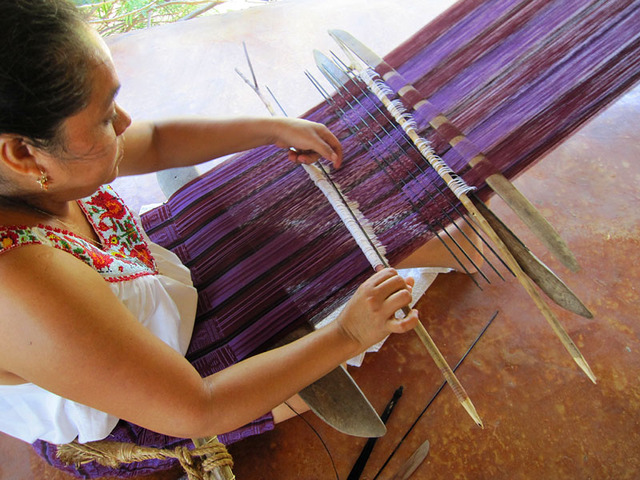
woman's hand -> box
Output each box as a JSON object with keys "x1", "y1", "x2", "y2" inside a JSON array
[
  {"x1": 336, "y1": 267, "x2": 419, "y2": 351},
  {"x1": 269, "y1": 118, "x2": 343, "y2": 169}
]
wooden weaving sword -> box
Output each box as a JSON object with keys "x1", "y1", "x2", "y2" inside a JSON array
[
  {"x1": 328, "y1": 29, "x2": 581, "y2": 273},
  {"x1": 271, "y1": 323, "x2": 386, "y2": 438}
]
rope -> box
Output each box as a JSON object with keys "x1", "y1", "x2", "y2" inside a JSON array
[{"x1": 56, "y1": 437, "x2": 234, "y2": 480}]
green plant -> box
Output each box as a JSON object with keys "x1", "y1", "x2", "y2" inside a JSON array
[{"x1": 74, "y1": 0, "x2": 225, "y2": 36}]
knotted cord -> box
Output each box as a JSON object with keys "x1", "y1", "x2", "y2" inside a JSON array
[{"x1": 57, "y1": 437, "x2": 234, "y2": 480}]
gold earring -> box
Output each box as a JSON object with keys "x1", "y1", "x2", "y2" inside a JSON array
[{"x1": 36, "y1": 170, "x2": 49, "y2": 191}]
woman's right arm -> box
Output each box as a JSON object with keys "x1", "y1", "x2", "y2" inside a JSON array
[
  {"x1": 0, "y1": 245, "x2": 417, "y2": 439},
  {"x1": 118, "y1": 117, "x2": 343, "y2": 177}
]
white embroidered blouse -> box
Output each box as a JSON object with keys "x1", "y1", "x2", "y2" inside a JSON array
[{"x1": 0, "y1": 186, "x2": 197, "y2": 444}]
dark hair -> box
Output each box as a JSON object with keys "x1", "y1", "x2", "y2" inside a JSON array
[{"x1": 0, "y1": 0, "x2": 92, "y2": 151}]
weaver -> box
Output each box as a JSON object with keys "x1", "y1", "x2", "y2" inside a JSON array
[{"x1": 34, "y1": 0, "x2": 640, "y2": 477}]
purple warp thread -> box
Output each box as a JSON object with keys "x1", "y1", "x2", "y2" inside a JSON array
[{"x1": 388, "y1": 0, "x2": 640, "y2": 181}]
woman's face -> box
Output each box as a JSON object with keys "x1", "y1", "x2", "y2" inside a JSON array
[{"x1": 42, "y1": 28, "x2": 131, "y2": 199}]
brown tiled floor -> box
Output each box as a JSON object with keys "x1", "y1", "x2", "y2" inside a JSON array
[{"x1": 1, "y1": 1, "x2": 639, "y2": 478}]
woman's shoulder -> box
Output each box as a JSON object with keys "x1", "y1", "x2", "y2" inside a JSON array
[
  {"x1": 0, "y1": 237, "x2": 93, "y2": 280},
  {"x1": 0, "y1": 226, "x2": 80, "y2": 276},
  {"x1": 0, "y1": 241, "x2": 113, "y2": 371}
]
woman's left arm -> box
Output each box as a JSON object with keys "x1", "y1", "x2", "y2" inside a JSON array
[{"x1": 118, "y1": 117, "x2": 343, "y2": 176}]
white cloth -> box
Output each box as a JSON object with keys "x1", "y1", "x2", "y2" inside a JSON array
[
  {"x1": 315, "y1": 267, "x2": 451, "y2": 367},
  {"x1": 0, "y1": 242, "x2": 197, "y2": 445}
]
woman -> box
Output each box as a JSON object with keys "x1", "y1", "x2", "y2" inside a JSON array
[{"x1": 0, "y1": 0, "x2": 421, "y2": 474}]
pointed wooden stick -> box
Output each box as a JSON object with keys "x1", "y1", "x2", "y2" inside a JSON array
[
  {"x1": 328, "y1": 29, "x2": 580, "y2": 273},
  {"x1": 373, "y1": 312, "x2": 498, "y2": 480},
  {"x1": 390, "y1": 440, "x2": 430, "y2": 480},
  {"x1": 412, "y1": 318, "x2": 483, "y2": 426},
  {"x1": 351, "y1": 63, "x2": 595, "y2": 383}
]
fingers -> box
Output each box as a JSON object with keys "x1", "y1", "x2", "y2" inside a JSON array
[
  {"x1": 317, "y1": 126, "x2": 343, "y2": 168},
  {"x1": 387, "y1": 308, "x2": 420, "y2": 333},
  {"x1": 336, "y1": 267, "x2": 419, "y2": 349},
  {"x1": 370, "y1": 267, "x2": 410, "y2": 297},
  {"x1": 287, "y1": 148, "x2": 320, "y2": 165},
  {"x1": 298, "y1": 123, "x2": 342, "y2": 168},
  {"x1": 368, "y1": 268, "x2": 416, "y2": 321},
  {"x1": 279, "y1": 119, "x2": 343, "y2": 168},
  {"x1": 371, "y1": 268, "x2": 419, "y2": 333}
]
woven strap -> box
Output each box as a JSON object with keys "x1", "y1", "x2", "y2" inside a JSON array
[{"x1": 57, "y1": 437, "x2": 234, "y2": 480}]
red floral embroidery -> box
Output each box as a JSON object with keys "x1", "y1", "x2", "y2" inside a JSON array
[
  {"x1": 91, "y1": 190, "x2": 127, "y2": 220},
  {"x1": 79, "y1": 185, "x2": 158, "y2": 280},
  {"x1": 86, "y1": 248, "x2": 114, "y2": 270},
  {"x1": 129, "y1": 243, "x2": 154, "y2": 269},
  {"x1": 0, "y1": 231, "x2": 18, "y2": 249}
]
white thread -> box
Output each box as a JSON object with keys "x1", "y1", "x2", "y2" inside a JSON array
[
  {"x1": 358, "y1": 70, "x2": 476, "y2": 199},
  {"x1": 386, "y1": 99, "x2": 405, "y2": 119},
  {"x1": 302, "y1": 164, "x2": 388, "y2": 269},
  {"x1": 389, "y1": 99, "x2": 407, "y2": 114}
]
